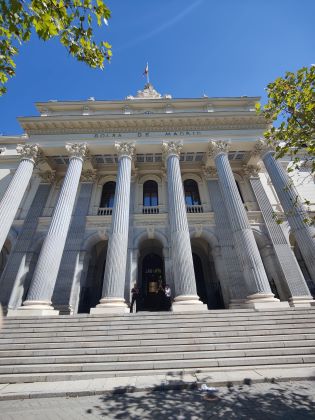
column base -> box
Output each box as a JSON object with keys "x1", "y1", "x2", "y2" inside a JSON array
[
  {"x1": 7, "y1": 300, "x2": 59, "y2": 317},
  {"x1": 288, "y1": 296, "x2": 314, "y2": 308},
  {"x1": 172, "y1": 295, "x2": 208, "y2": 312},
  {"x1": 229, "y1": 299, "x2": 246, "y2": 309},
  {"x1": 243, "y1": 293, "x2": 290, "y2": 309},
  {"x1": 90, "y1": 297, "x2": 129, "y2": 315}
]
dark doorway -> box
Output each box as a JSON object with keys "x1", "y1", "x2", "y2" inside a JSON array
[
  {"x1": 139, "y1": 252, "x2": 169, "y2": 311},
  {"x1": 78, "y1": 241, "x2": 107, "y2": 313},
  {"x1": 193, "y1": 253, "x2": 208, "y2": 304}
]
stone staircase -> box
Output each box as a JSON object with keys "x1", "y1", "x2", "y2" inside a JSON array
[{"x1": 0, "y1": 308, "x2": 315, "y2": 384}]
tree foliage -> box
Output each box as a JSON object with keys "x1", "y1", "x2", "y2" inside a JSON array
[
  {"x1": 257, "y1": 66, "x2": 315, "y2": 173},
  {"x1": 0, "y1": 0, "x2": 112, "y2": 95}
]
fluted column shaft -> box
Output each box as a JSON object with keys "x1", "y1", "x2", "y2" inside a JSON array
[
  {"x1": 23, "y1": 144, "x2": 87, "y2": 311},
  {"x1": 262, "y1": 150, "x2": 315, "y2": 282},
  {"x1": 167, "y1": 154, "x2": 198, "y2": 297},
  {"x1": 101, "y1": 155, "x2": 132, "y2": 299},
  {"x1": 162, "y1": 141, "x2": 205, "y2": 311},
  {"x1": 91, "y1": 142, "x2": 134, "y2": 314},
  {"x1": 208, "y1": 141, "x2": 277, "y2": 304},
  {"x1": 0, "y1": 144, "x2": 39, "y2": 253}
]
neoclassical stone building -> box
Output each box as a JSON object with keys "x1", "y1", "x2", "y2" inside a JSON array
[{"x1": 0, "y1": 83, "x2": 314, "y2": 316}]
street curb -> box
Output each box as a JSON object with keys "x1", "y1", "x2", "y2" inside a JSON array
[{"x1": 0, "y1": 373, "x2": 314, "y2": 401}]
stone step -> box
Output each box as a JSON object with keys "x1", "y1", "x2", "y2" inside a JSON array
[
  {"x1": 1, "y1": 332, "x2": 314, "y2": 351},
  {"x1": 1, "y1": 338, "x2": 315, "y2": 358},
  {"x1": 1, "y1": 362, "x2": 315, "y2": 385},
  {"x1": 1, "y1": 321, "x2": 314, "y2": 340},
  {"x1": 0, "y1": 354, "x2": 314, "y2": 382},
  {"x1": 3, "y1": 315, "x2": 315, "y2": 333},
  {"x1": 1, "y1": 345, "x2": 314, "y2": 367},
  {"x1": 4, "y1": 308, "x2": 315, "y2": 324},
  {"x1": 1, "y1": 325, "x2": 314, "y2": 345},
  {"x1": 1, "y1": 328, "x2": 315, "y2": 347}
]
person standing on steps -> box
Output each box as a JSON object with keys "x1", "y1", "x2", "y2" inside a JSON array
[
  {"x1": 164, "y1": 284, "x2": 172, "y2": 310},
  {"x1": 130, "y1": 283, "x2": 140, "y2": 313}
]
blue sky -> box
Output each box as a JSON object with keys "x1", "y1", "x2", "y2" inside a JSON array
[{"x1": 0, "y1": 0, "x2": 314, "y2": 134}]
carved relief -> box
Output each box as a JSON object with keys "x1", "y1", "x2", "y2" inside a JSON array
[
  {"x1": 65, "y1": 143, "x2": 88, "y2": 159},
  {"x1": 126, "y1": 83, "x2": 171, "y2": 100},
  {"x1": 16, "y1": 144, "x2": 40, "y2": 163},
  {"x1": 114, "y1": 142, "x2": 135, "y2": 159},
  {"x1": 242, "y1": 164, "x2": 261, "y2": 179},
  {"x1": 202, "y1": 165, "x2": 217, "y2": 179},
  {"x1": 161, "y1": 140, "x2": 183, "y2": 160},
  {"x1": 38, "y1": 171, "x2": 56, "y2": 184},
  {"x1": 81, "y1": 169, "x2": 97, "y2": 183},
  {"x1": 207, "y1": 140, "x2": 230, "y2": 159}
]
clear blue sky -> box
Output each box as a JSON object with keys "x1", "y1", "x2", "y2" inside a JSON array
[{"x1": 0, "y1": 0, "x2": 314, "y2": 134}]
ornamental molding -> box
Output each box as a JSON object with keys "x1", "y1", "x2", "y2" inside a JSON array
[
  {"x1": 114, "y1": 142, "x2": 135, "y2": 160},
  {"x1": 207, "y1": 140, "x2": 230, "y2": 159},
  {"x1": 16, "y1": 144, "x2": 40, "y2": 163},
  {"x1": 202, "y1": 165, "x2": 217, "y2": 179},
  {"x1": 126, "y1": 83, "x2": 172, "y2": 100},
  {"x1": 65, "y1": 142, "x2": 88, "y2": 160},
  {"x1": 241, "y1": 164, "x2": 261, "y2": 179},
  {"x1": 252, "y1": 138, "x2": 275, "y2": 158},
  {"x1": 0, "y1": 147, "x2": 6, "y2": 154},
  {"x1": 161, "y1": 140, "x2": 183, "y2": 160},
  {"x1": 19, "y1": 114, "x2": 268, "y2": 135},
  {"x1": 37, "y1": 171, "x2": 56, "y2": 184},
  {"x1": 80, "y1": 169, "x2": 97, "y2": 183}
]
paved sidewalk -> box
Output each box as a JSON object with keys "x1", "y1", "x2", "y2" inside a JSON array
[{"x1": 0, "y1": 380, "x2": 314, "y2": 419}]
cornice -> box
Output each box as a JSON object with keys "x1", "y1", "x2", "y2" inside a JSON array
[{"x1": 19, "y1": 113, "x2": 267, "y2": 135}]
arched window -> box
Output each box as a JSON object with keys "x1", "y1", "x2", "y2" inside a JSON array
[
  {"x1": 100, "y1": 182, "x2": 116, "y2": 208},
  {"x1": 143, "y1": 180, "x2": 158, "y2": 207},
  {"x1": 184, "y1": 179, "x2": 201, "y2": 206}
]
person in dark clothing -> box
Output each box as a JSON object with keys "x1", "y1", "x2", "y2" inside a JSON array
[{"x1": 130, "y1": 284, "x2": 140, "y2": 313}]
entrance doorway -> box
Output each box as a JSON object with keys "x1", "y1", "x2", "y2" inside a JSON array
[
  {"x1": 191, "y1": 238, "x2": 224, "y2": 309},
  {"x1": 137, "y1": 239, "x2": 169, "y2": 311},
  {"x1": 78, "y1": 241, "x2": 107, "y2": 313}
]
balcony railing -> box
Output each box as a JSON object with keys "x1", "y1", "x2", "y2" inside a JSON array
[
  {"x1": 142, "y1": 206, "x2": 160, "y2": 214},
  {"x1": 186, "y1": 205, "x2": 203, "y2": 213},
  {"x1": 97, "y1": 207, "x2": 113, "y2": 216}
]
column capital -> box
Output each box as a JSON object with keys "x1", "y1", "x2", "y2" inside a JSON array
[
  {"x1": 162, "y1": 140, "x2": 183, "y2": 160},
  {"x1": 207, "y1": 140, "x2": 230, "y2": 159},
  {"x1": 16, "y1": 144, "x2": 40, "y2": 163},
  {"x1": 65, "y1": 143, "x2": 88, "y2": 160},
  {"x1": 114, "y1": 142, "x2": 135, "y2": 160},
  {"x1": 252, "y1": 138, "x2": 275, "y2": 158}
]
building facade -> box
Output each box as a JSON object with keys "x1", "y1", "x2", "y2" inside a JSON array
[{"x1": 0, "y1": 83, "x2": 314, "y2": 316}]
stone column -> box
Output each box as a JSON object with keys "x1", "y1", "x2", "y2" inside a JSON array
[
  {"x1": 91, "y1": 142, "x2": 135, "y2": 314},
  {"x1": 254, "y1": 139, "x2": 315, "y2": 284},
  {"x1": 11, "y1": 143, "x2": 88, "y2": 316},
  {"x1": 0, "y1": 144, "x2": 39, "y2": 253},
  {"x1": 208, "y1": 140, "x2": 288, "y2": 308},
  {"x1": 246, "y1": 162, "x2": 313, "y2": 307},
  {"x1": 162, "y1": 141, "x2": 206, "y2": 311}
]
